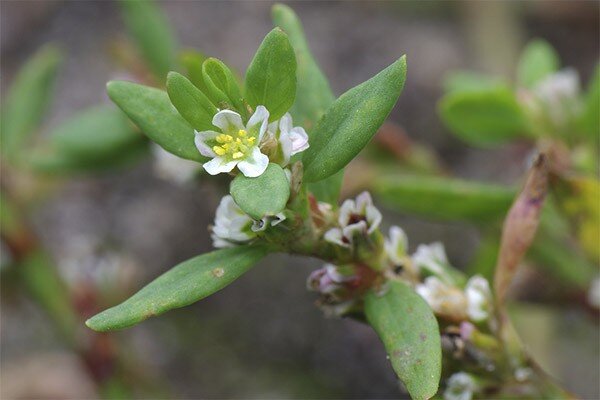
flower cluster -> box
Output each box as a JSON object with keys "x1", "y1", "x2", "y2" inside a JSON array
[
  {"x1": 413, "y1": 243, "x2": 493, "y2": 323},
  {"x1": 324, "y1": 192, "x2": 382, "y2": 247},
  {"x1": 195, "y1": 107, "x2": 309, "y2": 178}
]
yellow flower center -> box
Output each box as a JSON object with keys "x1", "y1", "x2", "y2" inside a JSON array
[{"x1": 212, "y1": 130, "x2": 256, "y2": 159}]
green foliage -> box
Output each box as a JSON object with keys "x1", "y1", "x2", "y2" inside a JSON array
[
  {"x1": 517, "y1": 39, "x2": 559, "y2": 88},
  {"x1": 365, "y1": 281, "x2": 441, "y2": 400},
  {"x1": 107, "y1": 80, "x2": 206, "y2": 162},
  {"x1": 245, "y1": 28, "x2": 297, "y2": 122},
  {"x1": 230, "y1": 163, "x2": 291, "y2": 220},
  {"x1": 119, "y1": 0, "x2": 177, "y2": 80},
  {"x1": 438, "y1": 87, "x2": 529, "y2": 146},
  {"x1": 20, "y1": 250, "x2": 78, "y2": 343},
  {"x1": 51, "y1": 105, "x2": 145, "y2": 162},
  {"x1": 202, "y1": 58, "x2": 246, "y2": 115},
  {"x1": 374, "y1": 175, "x2": 515, "y2": 223},
  {"x1": 443, "y1": 71, "x2": 505, "y2": 93},
  {"x1": 271, "y1": 4, "x2": 343, "y2": 205},
  {"x1": 580, "y1": 64, "x2": 600, "y2": 140},
  {"x1": 271, "y1": 4, "x2": 334, "y2": 130},
  {"x1": 86, "y1": 246, "x2": 269, "y2": 331},
  {"x1": 167, "y1": 71, "x2": 218, "y2": 132},
  {"x1": 1, "y1": 44, "x2": 61, "y2": 159},
  {"x1": 303, "y1": 56, "x2": 407, "y2": 182}
]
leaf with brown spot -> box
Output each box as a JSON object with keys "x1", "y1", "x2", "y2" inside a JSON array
[
  {"x1": 86, "y1": 246, "x2": 269, "y2": 331},
  {"x1": 365, "y1": 280, "x2": 441, "y2": 400},
  {"x1": 494, "y1": 153, "x2": 549, "y2": 305}
]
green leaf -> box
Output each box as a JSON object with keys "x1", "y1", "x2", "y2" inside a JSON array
[
  {"x1": 271, "y1": 4, "x2": 334, "y2": 131},
  {"x1": 119, "y1": 0, "x2": 177, "y2": 80},
  {"x1": 230, "y1": 163, "x2": 290, "y2": 220},
  {"x1": 167, "y1": 71, "x2": 218, "y2": 131},
  {"x1": 443, "y1": 71, "x2": 505, "y2": 94},
  {"x1": 51, "y1": 105, "x2": 144, "y2": 161},
  {"x1": 517, "y1": 39, "x2": 559, "y2": 88},
  {"x1": 271, "y1": 4, "x2": 343, "y2": 205},
  {"x1": 202, "y1": 58, "x2": 245, "y2": 115},
  {"x1": 245, "y1": 28, "x2": 297, "y2": 121},
  {"x1": 374, "y1": 175, "x2": 515, "y2": 223},
  {"x1": 438, "y1": 87, "x2": 529, "y2": 146},
  {"x1": 1, "y1": 44, "x2": 61, "y2": 159},
  {"x1": 20, "y1": 250, "x2": 78, "y2": 343},
  {"x1": 180, "y1": 49, "x2": 210, "y2": 93},
  {"x1": 26, "y1": 142, "x2": 148, "y2": 175},
  {"x1": 107, "y1": 80, "x2": 206, "y2": 162},
  {"x1": 580, "y1": 63, "x2": 599, "y2": 140},
  {"x1": 86, "y1": 246, "x2": 269, "y2": 331},
  {"x1": 302, "y1": 57, "x2": 407, "y2": 183},
  {"x1": 364, "y1": 281, "x2": 441, "y2": 400}
]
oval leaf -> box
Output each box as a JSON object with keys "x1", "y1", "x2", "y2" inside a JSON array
[
  {"x1": 107, "y1": 80, "x2": 206, "y2": 162},
  {"x1": 167, "y1": 71, "x2": 218, "y2": 131},
  {"x1": 364, "y1": 281, "x2": 441, "y2": 400},
  {"x1": 119, "y1": 0, "x2": 176, "y2": 80},
  {"x1": 1, "y1": 44, "x2": 61, "y2": 159},
  {"x1": 374, "y1": 175, "x2": 515, "y2": 223},
  {"x1": 271, "y1": 4, "x2": 343, "y2": 204},
  {"x1": 244, "y1": 28, "x2": 297, "y2": 121},
  {"x1": 302, "y1": 56, "x2": 407, "y2": 183},
  {"x1": 517, "y1": 39, "x2": 559, "y2": 88},
  {"x1": 438, "y1": 87, "x2": 529, "y2": 146},
  {"x1": 271, "y1": 4, "x2": 334, "y2": 131},
  {"x1": 51, "y1": 105, "x2": 144, "y2": 161},
  {"x1": 86, "y1": 246, "x2": 269, "y2": 332},
  {"x1": 230, "y1": 163, "x2": 290, "y2": 220},
  {"x1": 202, "y1": 58, "x2": 245, "y2": 115}
]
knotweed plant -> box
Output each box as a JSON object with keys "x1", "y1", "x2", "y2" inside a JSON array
[{"x1": 84, "y1": 5, "x2": 582, "y2": 400}]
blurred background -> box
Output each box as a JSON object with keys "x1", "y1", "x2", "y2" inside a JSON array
[{"x1": 1, "y1": 1, "x2": 598, "y2": 399}]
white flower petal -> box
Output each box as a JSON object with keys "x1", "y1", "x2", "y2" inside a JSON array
[
  {"x1": 355, "y1": 191, "x2": 374, "y2": 214},
  {"x1": 279, "y1": 113, "x2": 293, "y2": 134},
  {"x1": 288, "y1": 127, "x2": 309, "y2": 155},
  {"x1": 338, "y1": 199, "x2": 356, "y2": 227},
  {"x1": 324, "y1": 228, "x2": 348, "y2": 247},
  {"x1": 247, "y1": 105, "x2": 270, "y2": 142},
  {"x1": 212, "y1": 109, "x2": 244, "y2": 133},
  {"x1": 278, "y1": 131, "x2": 293, "y2": 166},
  {"x1": 203, "y1": 157, "x2": 238, "y2": 175},
  {"x1": 365, "y1": 205, "x2": 382, "y2": 233},
  {"x1": 343, "y1": 221, "x2": 367, "y2": 239},
  {"x1": 194, "y1": 130, "x2": 219, "y2": 157},
  {"x1": 237, "y1": 147, "x2": 269, "y2": 177},
  {"x1": 465, "y1": 275, "x2": 492, "y2": 322}
]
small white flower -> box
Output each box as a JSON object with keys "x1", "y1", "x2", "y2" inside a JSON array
[
  {"x1": 416, "y1": 276, "x2": 468, "y2": 321},
  {"x1": 266, "y1": 113, "x2": 309, "y2": 166},
  {"x1": 588, "y1": 276, "x2": 600, "y2": 308},
  {"x1": 152, "y1": 145, "x2": 199, "y2": 184},
  {"x1": 307, "y1": 263, "x2": 358, "y2": 317},
  {"x1": 324, "y1": 192, "x2": 382, "y2": 247},
  {"x1": 195, "y1": 107, "x2": 270, "y2": 177},
  {"x1": 444, "y1": 372, "x2": 476, "y2": 400},
  {"x1": 412, "y1": 242, "x2": 452, "y2": 282},
  {"x1": 212, "y1": 195, "x2": 256, "y2": 248},
  {"x1": 533, "y1": 68, "x2": 581, "y2": 127},
  {"x1": 384, "y1": 226, "x2": 409, "y2": 265},
  {"x1": 535, "y1": 68, "x2": 580, "y2": 104},
  {"x1": 464, "y1": 275, "x2": 492, "y2": 322}
]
